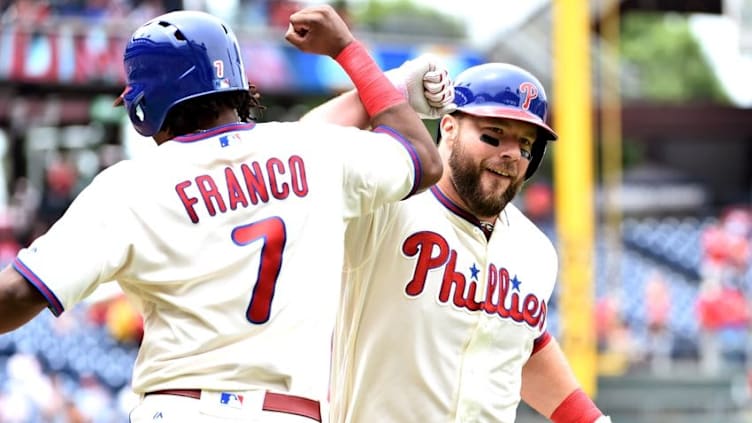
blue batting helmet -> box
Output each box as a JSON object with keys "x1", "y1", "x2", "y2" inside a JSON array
[
  {"x1": 453, "y1": 63, "x2": 558, "y2": 180},
  {"x1": 119, "y1": 10, "x2": 249, "y2": 137}
]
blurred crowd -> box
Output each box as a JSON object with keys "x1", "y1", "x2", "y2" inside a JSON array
[
  {"x1": 0, "y1": 0, "x2": 351, "y2": 30},
  {"x1": 0, "y1": 0, "x2": 179, "y2": 25},
  {"x1": 594, "y1": 205, "x2": 752, "y2": 379},
  {"x1": 0, "y1": 143, "x2": 142, "y2": 422},
  {"x1": 696, "y1": 206, "x2": 752, "y2": 374},
  {"x1": 0, "y1": 296, "x2": 140, "y2": 422},
  {"x1": 0, "y1": 351, "x2": 137, "y2": 422}
]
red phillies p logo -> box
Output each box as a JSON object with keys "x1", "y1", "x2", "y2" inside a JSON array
[{"x1": 519, "y1": 81, "x2": 539, "y2": 110}]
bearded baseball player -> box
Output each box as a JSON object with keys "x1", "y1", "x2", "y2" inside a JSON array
[
  {"x1": 304, "y1": 63, "x2": 612, "y2": 422},
  {"x1": 0, "y1": 6, "x2": 442, "y2": 422}
]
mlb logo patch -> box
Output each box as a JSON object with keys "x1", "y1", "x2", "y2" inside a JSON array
[
  {"x1": 219, "y1": 392, "x2": 244, "y2": 409},
  {"x1": 219, "y1": 133, "x2": 241, "y2": 147}
]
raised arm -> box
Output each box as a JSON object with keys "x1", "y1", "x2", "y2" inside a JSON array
[
  {"x1": 0, "y1": 265, "x2": 48, "y2": 333},
  {"x1": 285, "y1": 5, "x2": 444, "y2": 190},
  {"x1": 302, "y1": 54, "x2": 456, "y2": 129},
  {"x1": 302, "y1": 90, "x2": 369, "y2": 128}
]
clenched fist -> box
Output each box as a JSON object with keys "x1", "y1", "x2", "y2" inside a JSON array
[
  {"x1": 285, "y1": 5, "x2": 354, "y2": 58},
  {"x1": 385, "y1": 54, "x2": 457, "y2": 119}
]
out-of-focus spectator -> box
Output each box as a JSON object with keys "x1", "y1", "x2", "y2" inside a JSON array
[
  {"x1": 1, "y1": 0, "x2": 50, "y2": 26},
  {"x1": 697, "y1": 205, "x2": 752, "y2": 374},
  {"x1": 701, "y1": 206, "x2": 752, "y2": 290},
  {"x1": 0, "y1": 353, "x2": 57, "y2": 422},
  {"x1": 596, "y1": 294, "x2": 641, "y2": 375},
  {"x1": 596, "y1": 294, "x2": 619, "y2": 351},
  {"x1": 63, "y1": 399, "x2": 89, "y2": 423},
  {"x1": 645, "y1": 270, "x2": 672, "y2": 374},
  {"x1": 7, "y1": 177, "x2": 41, "y2": 246},
  {"x1": 0, "y1": 211, "x2": 21, "y2": 269},
  {"x1": 701, "y1": 219, "x2": 729, "y2": 283},
  {"x1": 73, "y1": 373, "x2": 117, "y2": 422},
  {"x1": 696, "y1": 281, "x2": 750, "y2": 374},
  {"x1": 48, "y1": 372, "x2": 79, "y2": 423},
  {"x1": 720, "y1": 207, "x2": 751, "y2": 273},
  {"x1": 522, "y1": 181, "x2": 553, "y2": 225},
  {"x1": 33, "y1": 156, "x2": 78, "y2": 238}
]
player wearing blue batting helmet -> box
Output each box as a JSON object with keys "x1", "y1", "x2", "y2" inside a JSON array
[
  {"x1": 118, "y1": 10, "x2": 250, "y2": 137},
  {"x1": 451, "y1": 63, "x2": 558, "y2": 180}
]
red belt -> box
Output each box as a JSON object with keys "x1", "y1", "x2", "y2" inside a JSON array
[{"x1": 145, "y1": 389, "x2": 321, "y2": 422}]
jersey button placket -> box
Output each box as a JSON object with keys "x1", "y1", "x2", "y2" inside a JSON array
[{"x1": 457, "y1": 318, "x2": 486, "y2": 422}]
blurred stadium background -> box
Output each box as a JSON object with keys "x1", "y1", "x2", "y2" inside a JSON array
[{"x1": 0, "y1": 0, "x2": 750, "y2": 422}]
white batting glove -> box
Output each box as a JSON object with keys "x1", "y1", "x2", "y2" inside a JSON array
[
  {"x1": 423, "y1": 67, "x2": 456, "y2": 117},
  {"x1": 385, "y1": 54, "x2": 457, "y2": 119},
  {"x1": 595, "y1": 416, "x2": 613, "y2": 423}
]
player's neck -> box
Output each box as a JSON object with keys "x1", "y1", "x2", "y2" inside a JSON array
[
  {"x1": 202, "y1": 108, "x2": 241, "y2": 131},
  {"x1": 436, "y1": 178, "x2": 497, "y2": 226}
]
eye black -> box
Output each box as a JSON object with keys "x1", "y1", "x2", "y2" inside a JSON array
[{"x1": 480, "y1": 134, "x2": 500, "y2": 147}]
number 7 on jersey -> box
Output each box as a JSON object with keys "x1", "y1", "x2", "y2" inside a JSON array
[{"x1": 231, "y1": 216, "x2": 287, "y2": 324}]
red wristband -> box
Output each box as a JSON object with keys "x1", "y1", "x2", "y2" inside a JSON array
[
  {"x1": 335, "y1": 40, "x2": 405, "y2": 117},
  {"x1": 550, "y1": 388, "x2": 604, "y2": 423}
]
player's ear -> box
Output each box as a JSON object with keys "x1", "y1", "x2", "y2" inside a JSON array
[{"x1": 439, "y1": 114, "x2": 459, "y2": 147}]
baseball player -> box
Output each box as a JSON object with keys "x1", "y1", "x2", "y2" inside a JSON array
[
  {"x1": 303, "y1": 63, "x2": 612, "y2": 422},
  {"x1": 0, "y1": 6, "x2": 442, "y2": 422}
]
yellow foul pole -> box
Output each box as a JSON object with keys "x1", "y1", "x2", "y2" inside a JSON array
[
  {"x1": 601, "y1": 1, "x2": 623, "y2": 303},
  {"x1": 552, "y1": 0, "x2": 597, "y2": 396}
]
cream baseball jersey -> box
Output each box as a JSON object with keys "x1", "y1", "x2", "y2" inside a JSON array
[
  {"x1": 332, "y1": 185, "x2": 558, "y2": 423},
  {"x1": 14, "y1": 121, "x2": 421, "y2": 401}
]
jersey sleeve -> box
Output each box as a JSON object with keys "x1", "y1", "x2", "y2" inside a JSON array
[
  {"x1": 14, "y1": 164, "x2": 133, "y2": 316},
  {"x1": 335, "y1": 124, "x2": 421, "y2": 219},
  {"x1": 531, "y1": 331, "x2": 553, "y2": 356}
]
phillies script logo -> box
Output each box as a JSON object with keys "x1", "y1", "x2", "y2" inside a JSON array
[{"x1": 402, "y1": 232, "x2": 547, "y2": 330}]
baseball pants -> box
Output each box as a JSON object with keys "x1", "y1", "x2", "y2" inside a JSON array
[{"x1": 129, "y1": 389, "x2": 327, "y2": 423}]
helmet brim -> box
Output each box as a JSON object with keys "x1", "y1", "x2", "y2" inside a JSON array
[
  {"x1": 457, "y1": 105, "x2": 558, "y2": 141},
  {"x1": 112, "y1": 86, "x2": 130, "y2": 107}
]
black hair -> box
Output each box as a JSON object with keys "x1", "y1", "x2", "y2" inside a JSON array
[{"x1": 160, "y1": 83, "x2": 266, "y2": 136}]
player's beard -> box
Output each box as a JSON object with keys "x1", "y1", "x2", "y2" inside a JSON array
[{"x1": 449, "y1": 142, "x2": 524, "y2": 219}]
